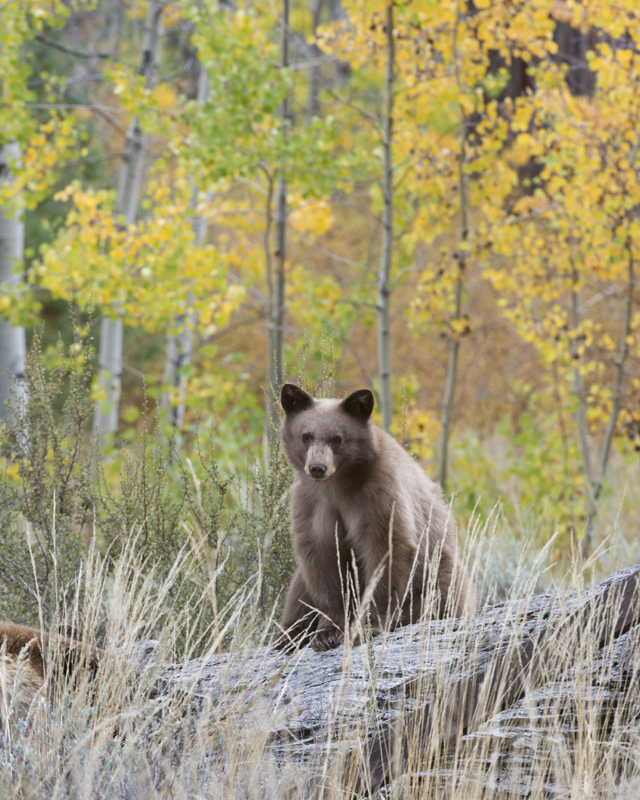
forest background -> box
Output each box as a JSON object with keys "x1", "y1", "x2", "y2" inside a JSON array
[{"x1": 1, "y1": 0, "x2": 640, "y2": 630}]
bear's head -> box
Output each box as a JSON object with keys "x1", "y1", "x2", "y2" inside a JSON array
[{"x1": 279, "y1": 384, "x2": 377, "y2": 481}]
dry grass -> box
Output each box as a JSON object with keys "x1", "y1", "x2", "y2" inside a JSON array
[{"x1": 1, "y1": 507, "x2": 640, "y2": 800}]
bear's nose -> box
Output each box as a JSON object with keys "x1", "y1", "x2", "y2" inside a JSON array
[{"x1": 309, "y1": 463, "x2": 327, "y2": 479}]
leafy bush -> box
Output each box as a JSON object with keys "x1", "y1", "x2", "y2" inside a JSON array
[
  {"x1": 0, "y1": 326, "x2": 293, "y2": 644},
  {"x1": 0, "y1": 326, "x2": 93, "y2": 625}
]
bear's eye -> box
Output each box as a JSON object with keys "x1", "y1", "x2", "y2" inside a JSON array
[
  {"x1": 302, "y1": 432, "x2": 312, "y2": 443},
  {"x1": 330, "y1": 435, "x2": 342, "y2": 447}
]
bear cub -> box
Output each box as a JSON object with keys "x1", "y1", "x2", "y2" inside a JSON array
[
  {"x1": 0, "y1": 621, "x2": 102, "y2": 733},
  {"x1": 272, "y1": 384, "x2": 475, "y2": 652}
]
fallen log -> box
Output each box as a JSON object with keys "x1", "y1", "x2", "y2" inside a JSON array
[
  {"x1": 351, "y1": 564, "x2": 640, "y2": 797},
  {"x1": 160, "y1": 565, "x2": 640, "y2": 798}
]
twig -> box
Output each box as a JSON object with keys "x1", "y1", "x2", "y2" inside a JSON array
[
  {"x1": 27, "y1": 102, "x2": 126, "y2": 117},
  {"x1": 34, "y1": 34, "x2": 112, "y2": 60},
  {"x1": 296, "y1": 231, "x2": 365, "y2": 269},
  {"x1": 505, "y1": 202, "x2": 561, "y2": 225},
  {"x1": 326, "y1": 89, "x2": 381, "y2": 128},
  {"x1": 579, "y1": 284, "x2": 626, "y2": 311},
  {"x1": 62, "y1": 152, "x2": 125, "y2": 169},
  {"x1": 203, "y1": 208, "x2": 266, "y2": 221},
  {"x1": 289, "y1": 54, "x2": 337, "y2": 71}
]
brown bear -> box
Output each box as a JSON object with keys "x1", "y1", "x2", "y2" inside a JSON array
[
  {"x1": 0, "y1": 621, "x2": 101, "y2": 734},
  {"x1": 272, "y1": 384, "x2": 475, "y2": 652}
]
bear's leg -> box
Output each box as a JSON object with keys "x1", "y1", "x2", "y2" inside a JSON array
[
  {"x1": 355, "y1": 524, "x2": 420, "y2": 636},
  {"x1": 271, "y1": 568, "x2": 317, "y2": 651}
]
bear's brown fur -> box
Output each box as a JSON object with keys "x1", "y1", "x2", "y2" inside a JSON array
[
  {"x1": 272, "y1": 384, "x2": 475, "y2": 651},
  {"x1": 0, "y1": 621, "x2": 102, "y2": 734}
]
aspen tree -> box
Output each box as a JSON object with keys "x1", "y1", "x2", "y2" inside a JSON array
[
  {"x1": 0, "y1": 2, "x2": 81, "y2": 422},
  {"x1": 317, "y1": 2, "x2": 398, "y2": 430},
  {"x1": 94, "y1": 0, "x2": 163, "y2": 445},
  {"x1": 160, "y1": 67, "x2": 209, "y2": 430},
  {"x1": 436, "y1": 0, "x2": 469, "y2": 491},
  {"x1": 483, "y1": 1, "x2": 640, "y2": 547},
  {"x1": 265, "y1": 0, "x2": 290, "y2": 452},
  {"x1": 377, "y1": 1, "x2": 394, "y2": 431},
  {"x1": 307, "y1": 1, "x2": 344, "y2": 123},
  {"x1": 0, "y1": 144, "x2": 27, "y2": 421}
]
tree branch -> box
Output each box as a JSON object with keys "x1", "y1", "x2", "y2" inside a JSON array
[
  {"x1": 326, "y1": 89, "x2": 381, "y2": 129},
  {"x1": 34, "y1": 34, "x2": 112, "y2": 60}
]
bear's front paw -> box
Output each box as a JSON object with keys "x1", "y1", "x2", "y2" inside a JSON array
[
  {"x1": 311, "y1": 626, "x2": 344, "y2": 651},
  {"x1": 270, "y1": 630, "x2": 307, "y2": 653}
]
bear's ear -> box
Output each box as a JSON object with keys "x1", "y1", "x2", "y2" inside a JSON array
[
  {"x1": 340, "y1": 389, "x2": 374, "y2": 421},
  {"x1": 281, "y1": 383, "x2": 313, "y2": 415}
]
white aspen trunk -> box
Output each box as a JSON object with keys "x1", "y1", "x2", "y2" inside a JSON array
[
  {"x1": 306, "y1": 0, "x2": 324, "y2": 123},
  {"x1": 94, "y1": 0, "x2": 163, "y2": 445},
  {"x1": 265, "y1": 0, "x2": 289, "y2": 452},
  {"x1": 161, "y1": 327, "x2": 191, "y2": 429},
  {"x1": 160, "y1": 70, "x2": 209, "y2": 429},
  {"x1": 436, "y1": 270, "x2": 463, "y2": 491},
  {"x1": 0, "y1": 143, "x2": 27, "y2": 422},
  {"x1": 261, "y1": 178, "x2": 275, "y2": 463},
  {"x1": 376, "y1": 1, "x2": 394, "y2": 432},
  {"x1": 570, "y1": 272, "x2": 597, "y2": 552},
  {"x1": 307, "y1": 0, "x2": 345, "y2": 120},
  {"x1": 581, "y1": 250, "x2": 634, "y2": 557},
  {"x1": 437, "y1": 2, "x2": 467, "y2": 492}
]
